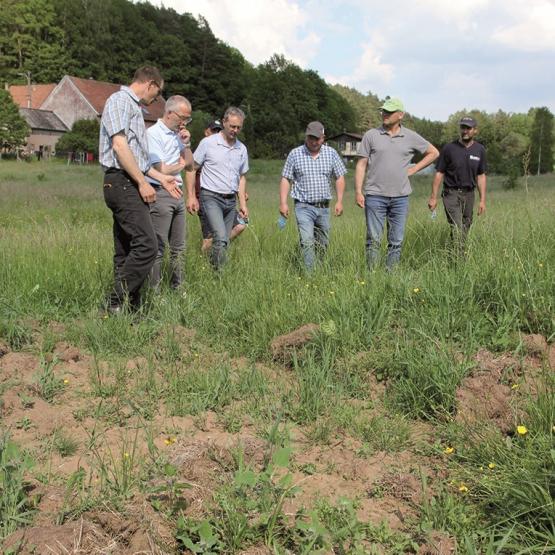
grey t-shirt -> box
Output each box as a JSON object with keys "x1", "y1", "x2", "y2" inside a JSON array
[{"x1": 357, "y1": 126, "x2": 429, "y2": 197}]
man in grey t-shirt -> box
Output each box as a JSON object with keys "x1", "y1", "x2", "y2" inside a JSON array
[{"x1": 355, "y1": 98, "x2": 439, "y2": 270}]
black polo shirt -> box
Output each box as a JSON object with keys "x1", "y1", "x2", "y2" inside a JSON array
[{"x1": 436, "y1": 140, "x2": 487, "y2": 189}]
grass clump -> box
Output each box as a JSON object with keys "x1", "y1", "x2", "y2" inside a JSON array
[{"x1": 0, "y1": 435, "x2": 36, "y2": 540}]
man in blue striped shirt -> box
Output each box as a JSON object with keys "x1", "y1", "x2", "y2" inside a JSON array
[
  {"x1": 100, "y1": 66, "x2": 180, "y2": 313},
  {"x1": 279, "y1": 121, "x2": 346, "y2": 271}
]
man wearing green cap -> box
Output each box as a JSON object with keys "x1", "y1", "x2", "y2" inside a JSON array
[{"x1": 355, "y1": 97, "x2": 439, "y2": 270}]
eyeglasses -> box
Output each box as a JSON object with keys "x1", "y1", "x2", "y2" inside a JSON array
[
  {"x1": 150, "y1": 80, "x2": 162, "y2": 99},
  {"x1": 172, "y1": 111, "x2": 192, "y2": 125}
]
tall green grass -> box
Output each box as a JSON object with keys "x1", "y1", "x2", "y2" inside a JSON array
[{"x1": 1, "y1": 159, "x2": 554, "y2": 551}]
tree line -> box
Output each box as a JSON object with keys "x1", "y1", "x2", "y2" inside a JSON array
[{"x1": 1, "y1": 0, "x2": 553, "y2": 171}]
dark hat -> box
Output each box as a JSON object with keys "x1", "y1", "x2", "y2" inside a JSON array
[
  {"x1": 305, "y1": 121, "x2": 325, "y2": 137},
  {"x1": 207, "y1": 119, "x2": 223, "y2": 131},
  {"x1": 459, "y1": 116, "x2": 477, "y2": 128}
]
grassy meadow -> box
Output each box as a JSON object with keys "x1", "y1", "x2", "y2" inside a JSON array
[{"x1": 0, "y1": 159, "x2": 554, "y2": 554}]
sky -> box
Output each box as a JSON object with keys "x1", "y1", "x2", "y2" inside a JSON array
[{"x1": 154, "y1": 0, "x2": 555, "y2": 121}]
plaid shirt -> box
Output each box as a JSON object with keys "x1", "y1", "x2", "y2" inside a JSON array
[
  {"x1": 99, "y1": 86, "x2": 150, "y2": 173},
  {"x1": 282, "y1": 144, "x2": 346, "y2": 203}
]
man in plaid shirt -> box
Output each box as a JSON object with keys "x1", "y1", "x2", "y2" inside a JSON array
[{"x1": 279, "y1": 121, "x2": 346, "y2": 271}]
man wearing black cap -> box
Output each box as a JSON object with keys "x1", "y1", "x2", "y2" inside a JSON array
[
  {"x1": 428, "y1": 116, "x2": 487, "y2": 249},
  {"x1": 279, "y1": 121, "x2": 346, "y2": 271}
]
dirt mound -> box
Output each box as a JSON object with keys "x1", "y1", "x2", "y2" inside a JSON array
[
  {"x1": 0, "y1": 352, "x2": 41, "y2": 383},
  {"x1": 521, "y1": 333, "x2": 548, "y2": 355},
  {"x1": 2, "y1": 519, "x2": 114, "y2": 554},
  {"x1": 418, "y1": 530, "x2": 456, "y2": 554},
  {"x1": 0, "y1": 339, "x2": 9, "y2": 357},
  {"x1": 52, "y1": 341, "x2": 83, "y2": 362},
  {"x1": 2, "y1": 504, "x2": 176, "y2": 555},
  {"x1": 270, "y1": 323, "x2": 319, "y2": 362},
  {"x1": 455, "y1": 350, "x2": 516, "y2": 432}
]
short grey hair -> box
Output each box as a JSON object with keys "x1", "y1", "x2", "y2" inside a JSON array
[
  {"x1": 223, "y1": 106, "x2": 245, "y2": 121},
  {"x1": 165, "y1": 95, "x2": 191, "y2": 114}
]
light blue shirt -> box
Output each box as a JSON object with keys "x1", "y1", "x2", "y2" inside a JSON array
[
  {"x1": 146, "y1": 119, "x2": 185, "y2": 187},
  {"x1": 193, "y1": 132, "x2": 249, "y2": 194},
  {"x1": 99, "y1": 86, "x2": 150, "y2": 173}
]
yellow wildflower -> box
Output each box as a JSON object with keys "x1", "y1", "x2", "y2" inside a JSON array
[
  {"x1": 413, "y1": 288, "x2": 420, "y2": 294},
  {"x1": 479, "y1": 466, "x2": 484, "y2": 472},
  {"x1": 458, "y1": 484, "x2": 468, "y2": 493},
  {"x1": 516, "y1": 425, "x2": 528, "y2": 436},
  {"x1": 538, "y1": 262, "x2": 543, "y2": 268},
  {"x1": 511, "y1": 383, "x2": 519, "y2": 390},
  {"x1": 124, "y1": 452, "x2": 130, "y2": 458},
  {"x1": 164, "y1": 436, "x2": 177, "y2": 445},
  {"x1": 488, "y1": 462, "x2": 496, "y2": 470},
  {"x1": 443, "y1": 446, "x2": 454, "y2": 455},
  {"x1": 63, "y1": 378, "x2": 69, "y2": 385}
]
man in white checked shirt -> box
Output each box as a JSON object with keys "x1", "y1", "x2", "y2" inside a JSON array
[
  {"x1": 279, "y1": 121, "x2": 346, "y2": 271},
  {"x1": 100, "y1": 66, "x2": 179, "y2": 314}
]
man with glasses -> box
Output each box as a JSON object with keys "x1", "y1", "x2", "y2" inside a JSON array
[
  {"x1": 100, "y1": 66, "x2": 179, "y2": 313},
  {"x1": 192, "y1": 107, "x2": 249, "y2": 270},
  {"x1": 279, "y1": 121, "x2": 346, "y2": 271},
  {"x1": 147, "y1": 95, "x2": 194, "y2": 290},
  {"x1": 355, "y1": 97, "x2": 439, "y2": 270},
  {"x1": 428, "y1": 116, "x2": 487, "y2": 252}
]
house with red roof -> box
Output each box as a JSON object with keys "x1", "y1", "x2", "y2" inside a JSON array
[
  {"x1": 9, "y1": 83, "x2": 56, "y2": 109},
  {"x1": 9, "y1": 75, "x2": 165, "y2": 158},
  {"x1": 41, "y1": 75, "x2": 165, "y2": 130}
]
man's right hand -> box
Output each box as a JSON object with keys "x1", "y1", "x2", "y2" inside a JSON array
[
  {"x1": 428, "y1": 197, "x2": 437, "y2": 211},
  {"x1": 138, "y1": 181, "x2": 156, "y2": 203},
  {"x1": 355, "y1": 192, "x2": 365, "y2": 208},
  {"x1": 279, "y1": 203, "x2": 289, "y2": 218},
  {"x1": 186, "y1": 196, "x2": 199, "y2": 214}
]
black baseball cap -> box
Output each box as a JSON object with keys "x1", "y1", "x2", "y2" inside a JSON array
[
  {"x1": 207, "y1": 119, "x2": 223, "y2": 131},
  {"x1": 459, "y1": 116, "x2": 477, "y2": 128}
]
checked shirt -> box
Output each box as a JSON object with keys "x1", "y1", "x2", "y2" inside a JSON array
[
  {"x1": 282, "y1": 144, "x2": 346, "y2": 203},
  {"x1": 99, "y1": 86, "x2": 150, "y2": 173}
]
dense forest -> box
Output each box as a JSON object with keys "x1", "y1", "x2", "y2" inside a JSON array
[{"x1": 1, "y1": 0, "x2": 553, "y2": 170}]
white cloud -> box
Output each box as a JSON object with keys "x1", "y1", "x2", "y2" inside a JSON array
[
  {"x1": 325, "y1": 39, "x2": 394, "y2": 91},
  {"x1": 492, "y1": 0, "x2": 555, "y2": 51},
  {"x1": 159, "y1": 0, "x2": 320, "y2": 66}
]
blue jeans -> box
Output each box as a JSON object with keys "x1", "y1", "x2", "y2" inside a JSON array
[
  {"x1": 199, "y1": 189, "x2": 236, "y2": 270},
  {"x1": 364, "y1": 194, "x2": 409, "y2": 270},
  {"x1": 294, "y1": 202, "x2": 330, "y2": 271}
]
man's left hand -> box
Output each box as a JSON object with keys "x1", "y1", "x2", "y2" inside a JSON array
[
  {"x1": 478, "y1": 202, "x2": 486, "y2": 215},
  {"x1": 239, "y1": 205, "x2": 249, "y2": 219},
  {"x1": 179, "y1": 127, "x2": 191, "y2": 144},
  {"x1": 159, "y1": 175, "x2": 182, "y2": 199},
  {"x1": 334, "y1": 201, "x2": 343, "y2": 216}
]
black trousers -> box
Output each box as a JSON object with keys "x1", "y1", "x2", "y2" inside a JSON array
[
  {"x1": 103, "y1": 169, "x2": 157, "y2": 309},
  {"x1": 442, "y1": 187, "x2": 475, "y2": 239}
]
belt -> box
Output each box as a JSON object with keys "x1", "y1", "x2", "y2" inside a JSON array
[
  {"x1": 201, "y1": 189, "x2": 236, "y2": 199},
  {"x1": 445, "y1": 187, "x2": 473, "y2": 192},
  {"x1": 295, "y1": 199, "x2": 330, "y2": 208}
]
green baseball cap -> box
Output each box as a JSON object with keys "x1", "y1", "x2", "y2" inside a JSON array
[{"x1": 381, "y1": 97, "x2": 405, "y2": 112}]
